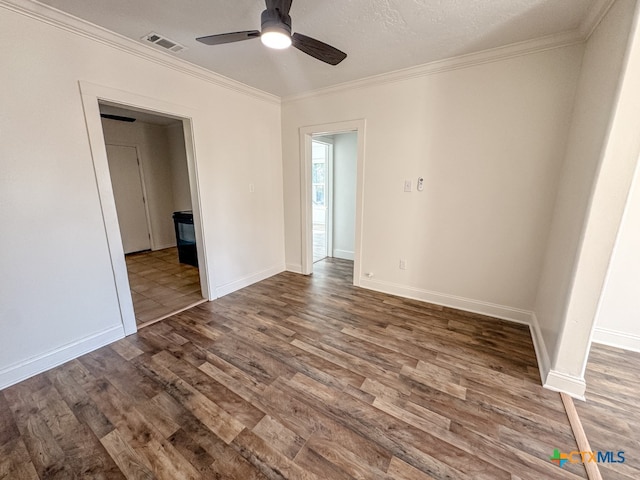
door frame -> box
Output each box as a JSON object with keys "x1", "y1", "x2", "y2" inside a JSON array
[
  {"x1": 311, "y1": 137, "x2": 334, "y2": 260},
  {"x1": 299, "y1": 119, "x2": 366, "y2": 286},
  {"x1": 79, "y1": 81, "x2": 213, "y2": 335},
  {"x1": 105, "y1": 143, "x2": 154, "y2": 252}
]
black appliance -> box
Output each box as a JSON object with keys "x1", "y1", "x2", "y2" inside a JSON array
[{"x1": 172, "y1": 210, "x2": 198, "y2": 267}]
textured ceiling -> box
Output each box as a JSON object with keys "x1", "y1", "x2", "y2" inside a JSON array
[{"x1": 38, "y1": 0, "x2": 600, "y2": 97}]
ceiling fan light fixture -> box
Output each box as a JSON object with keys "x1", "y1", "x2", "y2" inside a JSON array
[
  {"x1": 261, "y1": 27, "x2": 292, "y2": 49},
  {"x1": 196, "y1": 0, "x2": 347, "y2": 65}
]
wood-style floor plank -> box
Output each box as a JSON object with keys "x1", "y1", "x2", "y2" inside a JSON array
[
  {"x1": 0, "y1": 438, "x2": 40, "y2": 480},
  {"x1": 0, "y1": 258, "x2": 587, "y2": 479},
  {"x1": 575, "y1": 344, "x2": 640, "y2": 480},
  {"x1": 126, "y1": 247, "x2": 203, "y2": 326}
]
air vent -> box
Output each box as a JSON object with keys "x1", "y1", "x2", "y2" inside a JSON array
[{"x1": 142, "y1": 32, "x2": 186, "y2": 53}]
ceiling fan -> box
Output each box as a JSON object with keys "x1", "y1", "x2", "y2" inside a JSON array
[{"x1": 196, "y1": 0, "x2": 347, "y2": 65}]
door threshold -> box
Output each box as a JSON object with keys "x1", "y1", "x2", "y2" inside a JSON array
[{"x1": 137, "y1": 298, "x2": 207, "y2": 330}]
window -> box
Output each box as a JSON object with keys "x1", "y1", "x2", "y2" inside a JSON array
[{"x1": 312, "y1": 152, "x2": 327, "y2": 206}]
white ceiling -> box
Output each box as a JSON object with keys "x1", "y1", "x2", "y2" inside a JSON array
[{"x1": 38, "y1": 0, "x2": 604, "y2": 97}]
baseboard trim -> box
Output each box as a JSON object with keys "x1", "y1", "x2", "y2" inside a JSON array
[
  {"x1": 215, "y1": 264, "x2": 285, "y2": 298},
  {"x1": 333, "y1": 249, "x2": 355, "y2": 261},
  {"x1": 152, "y1": 242, "x2": 176, "y2": 251},
  {"x1": 519, "y1": 313, "x2": 588, "y2": 399},
  {"x1": 529, "y1": 313, "x2": 551, "y2": 385},
  {"x1": 0, "y1": 325, "x2": 125, "y2": 390},
  {"x1": 592, "y1": 327, "x2": 640, "y2": 353},
  {"x1": 358, "y1": 277, "x2": 533, "y2": 325},
  {"x1": 544, "y1": 370, "x2": 587, "y2": 400},
  {"x1": 285, "y1": 263, "x2": 303, "y2": 274}
]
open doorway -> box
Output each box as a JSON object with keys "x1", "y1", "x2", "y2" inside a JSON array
[
  {"x1": 311, "y1": 132, "x2": 359, "y2": 269},
  {"x1": 311, "y1": 137, "x2": 332, "y2": 262},
  {"x1": 300, "y1": 120, "x2": 365, "y2": 284},
  {"x1": 100, "y1": 104, "x2": 206, "y2": 328}
]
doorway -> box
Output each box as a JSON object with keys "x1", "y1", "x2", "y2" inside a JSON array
[
  {"x1": 300, "y1": 120, "x2": 365, "y2": 285},
  {"x1": 80, "y1": 81, "x2": 211, "y2": 335},
  {"x1": 100, "y1": 104, "x2": 207, "y2": 328},
  {"x1": 101, "y1": 105, "x2": 204, "y2": 327},
  {"x1": 311, "y1": 138, "x2": 332, "y2": 262}
]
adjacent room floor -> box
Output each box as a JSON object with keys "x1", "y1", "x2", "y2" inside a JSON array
[
  {"x1": 1, "y1": 259, "x2": 596, "y2": 479},
  {"x1": 574, "y1": 344, "x2": 640, "y2": 480},
  {"x1": 313, "y1": 222, "x2": 327, "y2": 262},
  {"x1": 125, "y1": 247, "x2": 204, "y2": 327}
]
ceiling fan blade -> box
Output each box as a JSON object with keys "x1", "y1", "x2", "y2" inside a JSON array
[
  {"x1": 292, "y1": 33, "x2": 347, "y2": 65},
  {"x1": 196, "y1": 31, "x2": 260, "y2": 46}
]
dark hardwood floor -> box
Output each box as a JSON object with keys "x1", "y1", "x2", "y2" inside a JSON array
[
  {"x1": 0, "y1": 258, "x2": 587, "y2": 479},
  {"x1": 574, "y1": 344, "x2": 640, "y2": 480}
]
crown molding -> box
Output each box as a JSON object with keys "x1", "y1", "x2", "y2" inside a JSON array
[
  {"x1": 0, "y1": 0, "x2": 280, "y2": 105},
  {"x1": 282, "y1": 30, "x2": 584, "y2": 104},
  {"x1": 580, "y1": 0, "x2": 618, "y2": 40},
  {"x1": 1, "y1": 0, "x2": 619, "y2": 104},
  {"x1": 282, "y1": 0, "x2": 621, "y2": 104}
]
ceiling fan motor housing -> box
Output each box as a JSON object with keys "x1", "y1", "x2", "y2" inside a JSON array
[{"x1": 261, "y1": 8, "x2": 292, "y2": 35}]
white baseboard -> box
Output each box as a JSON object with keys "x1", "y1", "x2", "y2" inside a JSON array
[
  {"x1": 529, "y1": 313, "x2": 587, "y2": 399},
  {"x1": 544, "y1": 370, "x2": 586, "y2": 400},
  {"x1": 592, "y1": 326, "x2": 640, "y2": 353},
  {"x1": 355, "y1": 277, "x2": 591, "y2": 397},
  {"x1": 333, "y1": 249, "x2": 355, "y2": 261},
  {"x1": 529, "y1": 313, "x2": 551, "y2": 385},
  {"x1": 215, "y1": 264, "x2": 285, "y2": 298},
  {"x1": 358, "y1": 277, "x2": 533, "y2": 325},
  {"x1": 286, "y1": 263, "x2": 303, "y2": 274},
  {"x1": 0, "y1": 325, "x2": 125, "y2": 390},
  {"x1": 153, "y1": 242, "x2": 176, "y2": 251}
]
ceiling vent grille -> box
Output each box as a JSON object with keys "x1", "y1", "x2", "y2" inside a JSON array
[{"x1": 142, "y1": 32, "x2": 186, "y2": 53}]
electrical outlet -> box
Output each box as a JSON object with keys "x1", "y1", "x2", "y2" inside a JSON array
[{"x1": 399, "y1": 259, "x2": 407, "y2": 270}]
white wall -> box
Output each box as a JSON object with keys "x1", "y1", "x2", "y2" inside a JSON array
[
  {"x1": 167, "y1": 123, "x2": 193, "y2": 213},
  {"x1": 283, "y1": 44, "x2": 583, "y2": 321},
  {"x1": 0, "y1": 4, "x2": 284, "y2": 388},
  {"x1": 533, "y1": 0, "x2": 640, "y2": 396},
  {"x1": 332, "y1": 132, "x2": 357, "y2": 260},
  {"x1": 595, "y1": 159, "x2": 640, "y2": 352},
  {"x1": 101, "y1": 118, "x2": 178, "y2": 249}
]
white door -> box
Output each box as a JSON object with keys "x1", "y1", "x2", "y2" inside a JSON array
[{"x1": 106, "y1": 144, "x2": 151, "y2": 254}]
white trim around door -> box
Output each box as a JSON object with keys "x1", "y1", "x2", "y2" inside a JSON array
[
  {"x1": 79, "y1": 81, "x2": 214, "y2": 336},
  {"x1": 299, "y1": 119, "x2": 366, "y2": 286}
]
